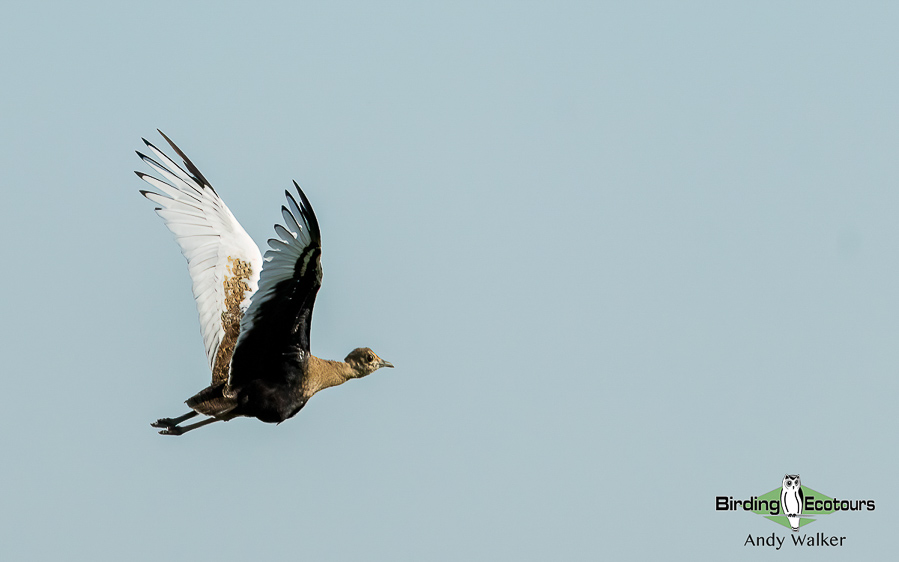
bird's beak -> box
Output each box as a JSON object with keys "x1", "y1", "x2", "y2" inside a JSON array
[{"x1": 380, "y1": 360, "x2": 394, "y2": 369}]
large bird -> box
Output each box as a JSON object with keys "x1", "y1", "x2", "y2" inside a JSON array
[{"x1": 136, "y1": 131, "x2": 393, "y2": 435}]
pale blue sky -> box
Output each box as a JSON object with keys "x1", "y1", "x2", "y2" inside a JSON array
[{"x1": 1, "y1": 1, "x2": 896, "y2": 559}]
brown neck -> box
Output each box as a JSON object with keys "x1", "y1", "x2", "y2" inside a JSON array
[{"x1": 304, "y1": 355, "x2": 355, "y2": 397}]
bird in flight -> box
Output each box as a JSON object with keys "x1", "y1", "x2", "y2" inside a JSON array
[{"x1": 135, "y1": 131, "x2": 393, "y2": 435}]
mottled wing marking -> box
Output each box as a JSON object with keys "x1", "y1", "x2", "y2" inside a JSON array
[
  {"x1": 136, "y1": 132, "x2": 263, "y2": 379},
  {"x1": 211, "y1": 256, "x2": 254, "y2": 384}
]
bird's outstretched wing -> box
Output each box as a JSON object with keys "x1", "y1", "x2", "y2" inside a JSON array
[
  {"x1": 230, "y1": 182, "x2": 322, "y2": 387},
  {"x1": 136, "y1": 131, "x2": 263, "y2": 385}
]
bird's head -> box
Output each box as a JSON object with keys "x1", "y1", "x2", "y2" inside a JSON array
[{"x1": 345, "y1": 347, "x2": 394, "y2": 378}]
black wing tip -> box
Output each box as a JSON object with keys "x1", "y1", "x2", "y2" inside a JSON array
[
  {"x1": 135, "y1": 171, "x2": 162, "y2": 184},
  {"x1": 155, "y1": 130, "x2": 180, "y2": 155},
  {"x1": 293, "y1": 180, "x2": 322, "y2": 238},
  {"x1": 289, "y1": 181, "x2": 322, "y2": 240},
  {"x1": 288, "y1": 182, "x2": 319, "y2": 214},
  {"x1": 142, "y1": 138, "x2": 163, "y2": 154},
  {"x1": 138, "y1": 189, "x2": 166, "y2": 205},
  {"x1": 135, "y1": 151, "x2": 157, "y2": 166},
  {"x1": 155, "y1": 130, "x2": 182, "y2": 162},
  {"x1": 152, "y1": 130, "x2": 215, "y2": 191},
  {"x1": 291, "y1": 181, "x2": 315, "y2": 209}
]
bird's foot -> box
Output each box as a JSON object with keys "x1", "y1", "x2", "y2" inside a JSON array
[
  {"x1": 158, "y1": 425, "x2": 184, "y2": 436},
  {"x1": 151, "y1": 418, "x2": 179, "y2": 428}
]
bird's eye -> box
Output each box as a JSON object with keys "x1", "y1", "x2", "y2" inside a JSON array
[{"x1": 367, "y1": 353, "x2": 374, "y2": 362}]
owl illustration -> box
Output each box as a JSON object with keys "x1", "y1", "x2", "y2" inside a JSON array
[{"x1": 781, "y1": 474, "x2": 803, "y2": 531}]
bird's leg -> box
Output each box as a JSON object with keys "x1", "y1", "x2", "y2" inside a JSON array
[
  {"x1": 156, "y1": 409, "x2": 238, "y2": 436},
  {"x1": 151, "y1": 410, "x2": 197, "y2": 428},
  {"x1": 157, "y1": 416, "x2": 221, "y2": 436}
]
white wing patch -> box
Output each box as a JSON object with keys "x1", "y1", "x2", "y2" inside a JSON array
[{"x1": 137, "y1": 134, "x2": 263, "y2": 383}]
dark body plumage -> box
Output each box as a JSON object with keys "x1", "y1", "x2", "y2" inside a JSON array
[
  {"x1": 137, "y1": 132, "x2": 392, "y2": 435},
  {"x1": 227, "y1": 183, "x2": 322, "y2": 424}
]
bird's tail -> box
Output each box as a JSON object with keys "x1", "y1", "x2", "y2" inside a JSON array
[{"x1": 186, "y1": 383, "x2": 237, "y2": 417}]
